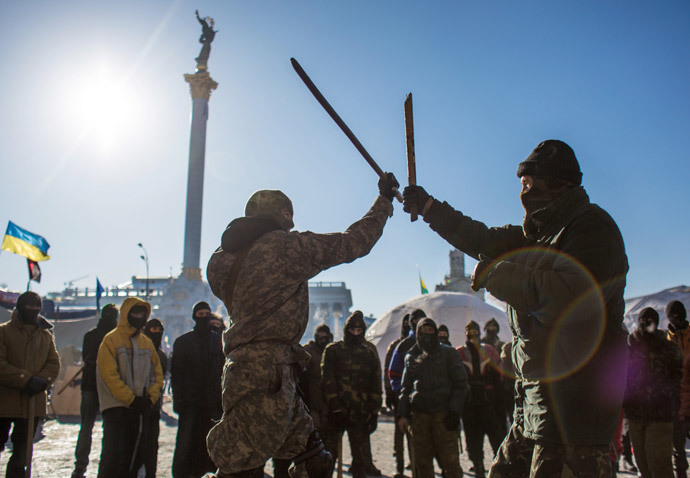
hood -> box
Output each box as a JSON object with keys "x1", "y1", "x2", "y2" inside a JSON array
[
  {"x1": 344, "y1": 310, "x2": 366, "y2": 334},
  {"x1": 415, "y1": 317, "x2": 439, "y2": 354},
  {"x1": 118, "y1": 297, "x2": 151, "y2": 335},
  {"x1": 221, "y1": 217, "x2": 282, "y2": 253},
  {"x1": 484, "y1": 318, "x2": 500, "y2": 332},
  {"x1": 400, "y1": 313, "x2": 411, "y2": 338}
]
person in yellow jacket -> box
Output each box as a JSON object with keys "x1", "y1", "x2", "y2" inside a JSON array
[{"x1": 96, "y1": 297, "x2": 163, "y2": 478}]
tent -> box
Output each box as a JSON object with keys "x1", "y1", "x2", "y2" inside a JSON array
[
  {"x1": 624, "y1": 285, "x2": 690, "y2": 332},
  {"x1": 365, "y1": 291, "x2": 509, "y2": 361}
]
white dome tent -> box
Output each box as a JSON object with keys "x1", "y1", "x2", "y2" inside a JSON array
[{"x1": 366, "y1": 291, "x2": 510, "y2": 361}]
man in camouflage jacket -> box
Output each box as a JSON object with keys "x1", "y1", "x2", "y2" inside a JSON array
[
  {"x1": 321, "y1": 311, "x2": 382, "y2": 478},
  {"x1": 205, "y1": 173, "x2": 398, "y2": 478}
]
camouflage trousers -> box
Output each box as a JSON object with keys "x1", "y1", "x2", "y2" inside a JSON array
[
  {"x1": 488, "y1": 423, "x2": 611, "y2": 478},
  {"x1": 409, "y1": 411, "x2": 463, "y2": 478},
  {"x1": 206, "y1": 360, "x2": 313, "y2": 475}
]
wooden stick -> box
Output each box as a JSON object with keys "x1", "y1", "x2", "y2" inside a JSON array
[{"x1": 404, "y1": 93, "x2": 418, "y2": 222}]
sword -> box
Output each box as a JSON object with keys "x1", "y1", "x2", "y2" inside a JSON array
[
  {"x1": 404, "y1": 93, "x2": 418, "y2": 221},
  {"x1": 290, "y1": 57, "x2": 402, "y2": 203}
]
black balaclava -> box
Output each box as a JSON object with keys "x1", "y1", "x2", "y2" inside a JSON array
[
  {"x1": 466, "y1": 320, "x2": 481, "y2": 346},
  {"x1": 245, "y1": 189, "x2": 294, "y2": 232},
  {"x1": 99, "y1": 304, "x2": 118, "y2": 331},
  {"x1": 416, "y1": 318, "x2": 440, "y2": 354},
  {"x1": 484, "y1": 318, "x2": 499, "y2": 337},
  {"x1": 344, "y1": 310, "x2": 366, "y2": 347},
  {"x1": 438, "y1": 324, "x2": 451, "y2": 346},
  {"x1": 143, "y1": 318, "x2": 164, "y2": 350},
  {"x1": 667, "y1": 301, "x2": 688, "y2": 330},
  {"x1": 314, "y1": 324, "x2": 333, "y2": 351},
  {"x1": 401, "y1": 314, "x2": 411, "y2": 338},
  {"x1": 127, "y1": 304, "x2": 149, "y2": 331},
  {"x1": 466, "y1": 321, "x2": 482, "y2": 379},
  {"x1": 193, "y1": 301, "x2": 212, "y2": 332},
  {"x1": 16, "y1": 291, "x2": 42, "y2": 325},
  {"x1": 409, "y1": 309, "x2": 427, "y2": 338},
  {"x1": 638, "y1": 307, "x2": 659, "y2": 335}
]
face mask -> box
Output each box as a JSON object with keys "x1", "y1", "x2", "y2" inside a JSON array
[
  {"x1": 485, "y1": 326, "x2": 498, "y2": 335},
  {"x1": 316, "y1": 335, "x2": 331, "y2": 349},
  {"x1": 195, "y1": 316, "x2": 211, "y2": 331},
  {"x1": 670, "y1": 316, "x2": 686, "y2": 329},
  {"x1": 417, "y1": 333, "x2": 439, "y2": 353},
  {"x1": 128, "y1": 313, "x2": 147, "y2": 330},
  {"x1": 344, "y1": 329, "x2": 364, "y2": 346},
  {"x1": 438, "y1": 335, "x2": 450, "y2": 345},
  {"x1": 19, "y1": 305, "x2": 40, "y2": 325},
  {"x1": 145, "y1": 331, "x2": 163, "y2": 349}
]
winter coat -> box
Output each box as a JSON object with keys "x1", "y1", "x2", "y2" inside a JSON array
[
  {"x1": 457, "y1": 342, "x2": 503, "y2": 410},
  {"x1": 81, "y1": 320, "x2": 114, "y2": 392},
  {"x1": 398, "y1": 343, "x2": 467, "y2": 418},
  {"x1": 171, "y1": 325, "x2": 224, "y2": 413},
  {"x1": 679, "y1": 352, "x2": 690, "y2": 419},
  {"x1": 0, "y1": 310, "x2": 60, "y2": 418},
  {"x1": 667, "y1": 321, "x2": 690, "y2": 361},
  {"x1": 96, "y1": 297, "x2": 164, "y2": 412},
  {"x1": 321, "y1": 318, "x2": 382, "y2": 422},
  {"x1": 302, "y1": 340, "x2": 327, "y2": 413},
  {"x1": 383, "y1": 319, "x2": 409, "y2": 400},
  {"x1": 623, "y1": 329, "x2": 682, "y2": 422},
  {"x1": 206, "y1": 197, "x2": 392, "y2": 367},
  {"x1": 423, "y1": 186, "x2": 629, "y2": 445},
  {"x1": 388, "y1": 332, "x2": 416, "y2": 393}
]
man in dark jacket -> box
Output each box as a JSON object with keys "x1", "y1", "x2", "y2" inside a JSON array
[
  {"x1": 398, "y1": 318, "x2": 468, "y2": 478},
  {"x1": 480, "y1": 318, "x2": 503, "y2": 352},
  {"x1": 301, "y1": 325, "x2": 333, "y2": 442},
  {"x1": 71, "y1": 304, "x2": 118, "y2": 478},
  {"x1": 388, "y1": 309, "x2": 427, "y2": 396},
  {"x1": 171, "y1": 302, "x2": 224, "y2": 478},
  {"x1": 403, "y1": 140, "x2": 629, "y2": 476},
  {"x1": 457, "y1": 321, "x2": 505, "y2": 477},
  {"x1": 438, "y1": 324, "x2": 451, "y2": 346},
  {"x1": 383, "y1": 314, "x2": 411, "y2": 478},
  {"x1": 0, "y1": 291, "x2": 60, "y2": 478},
  {"x1": 623, "y1": 307, "x2": 682, "y2": 477},
  {"x1": 322, "y1": 311, "x2": 382, "y2": 478},
  {"x1": 141, "y1": 318, "x2": 167, "y2": 478}
]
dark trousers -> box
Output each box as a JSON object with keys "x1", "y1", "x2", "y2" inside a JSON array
[
  {"x1": 141, "y1": 404, "x2": 161, "y2": 478},
  {"x1": 673, "y1": 418, "x2": 690, "y2": 476},
  {"x1": 97, "y1": 407, "x2": 145, "y2": 478},
  {"x1": 72, "y1": 390, "x2": 100, "y2": 477},
  {"x1": 463, "y1": 405, "x2": 505, "y2": 473},
  {"x1": 0, "y1": 417, "x2": 39, "y2": 478},
  {"x1": 172, "y1": 407, "x2": 221, "y2": 478}
]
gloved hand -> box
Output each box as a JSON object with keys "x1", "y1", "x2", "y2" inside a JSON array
[
  {"x1": 330, "y1": 409, "x2": 348, "y2": 430},
  {"x1": 129, "y1": 396, "x2": 152, "y2": 413},
  {"x1": 471, "y1": 254, "x2": 494, "y2": 291},
  {"x1": 367, "y1": 412, "x2": 378, "y2": 433},
  {"x1": 403, "y1": 185, "x2": 431, "y2": 216},
  {"x1": 385, "y1": 394, "x2": 396, "y2": 410},
  {"x1": 378, "y1": 172, "x2": 400, "y2": 202},
  {"x1": 444, "y1": 411, "x2": 460, "y2": 431},
  {"x1": 22, "y1": 376, "x2": 47, "y2": 396}
]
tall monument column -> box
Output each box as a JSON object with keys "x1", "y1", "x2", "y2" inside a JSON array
[{"x1": 181, "y1": 12, "x2": 218, "y2": 281}]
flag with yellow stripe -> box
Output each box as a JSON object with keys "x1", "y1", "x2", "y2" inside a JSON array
[{"x1": 1, "y1": 221, "x2": 51, "y2": 261}]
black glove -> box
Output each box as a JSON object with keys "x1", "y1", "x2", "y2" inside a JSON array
[
  {"x1": 403, "y1": 185, "x2": 431, "y2": 216},
  {"x1": 378, "y1": 172, "x2": 400, "y2": 202},
  {"x1": 368, "y1": 412, "x2": 378, "y2": 433},
  {"x1": 22, "y1": 376, "x2": 47, "y2": 396},
  {"x1": 444, "y1": 411, "x2": 460, "y2": 431},
  {"x1": 471, "y1": 254, "x2": 494, "y2": 291},
  {"x1": 329, "y1": 409, "x2": 348, "y2": 430},
  {"x1": 385, "y1": 394, "x2": 395, "y2": 410},
  {"x1": 129, "y1": 396, "x2": 152, "y2": 413}
]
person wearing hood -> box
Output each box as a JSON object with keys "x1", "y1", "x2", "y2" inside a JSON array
[
  {"x1": 71, "y1": 303, "x2": 118, "y2": 478},
  {"x1": 209, "y1": 313, "x2": 226, "y2": 335},
  {"x1": 383, "y1": 314, "x2": 412, "y2": 478},
  {"x1": 388, "y1": 309, "x2": 427, "y2": 396},
  {"x1": 205, "y1": 174, "x2": 398, "y2": 478},
  {"x1": 438, "y1": 325, "x2": 451, "y2": 346},
  {"x1": 666, "y1": 300, "x2": 690, "y2": 477},
  {"x1": 403, "y1": 140, "x2": 629, "y2": 476},
  {"x1": 623, "y1": 307, "x2": 681, "y2": 478},
  {"x1": 96, "y1": 296, "x2": 163, "y2": 478},
  {"x1": 397, "y1": 318, "x2": 467, "y2": 478},
  {"x1": 457, "y1": 321, "x2": 505, "y2": 478},
  {"x1": 302, "y1": 324, "x2": 333, "y2": 427},
  {"x1": 322, "y1": 311, "x2": 382, "y2": 478},
  {"x1": 480, "y1": 318, "x2": 503, "y2": 352},
  {"x1": 141, "y1": 318, "x2": 167, "y2": 478},
  {"x1": 0, "y1": 291, "x2": 60, "y2": 477},
  {"x1": 171, "y1": 301, "x2": 224, "y2": 478}
]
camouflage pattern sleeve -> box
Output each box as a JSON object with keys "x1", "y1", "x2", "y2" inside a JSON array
[{"x1": 368, "y1": 347, "x2": 382, "y2": 410}]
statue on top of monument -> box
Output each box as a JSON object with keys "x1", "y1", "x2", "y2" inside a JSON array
[{"x1": 195, "y1": 10, "x2": 217, "y2": 71}]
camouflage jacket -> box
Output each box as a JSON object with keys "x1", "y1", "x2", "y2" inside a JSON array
[
  {"x1": 207, "y1": 196, "x2": 392, "y2": 365},
  {"x1": 623, "y1": 328, "x2": 682, "y2": 422},
  {"x1": 321, "y1": 339, "x2": 382, "y2": 420}
]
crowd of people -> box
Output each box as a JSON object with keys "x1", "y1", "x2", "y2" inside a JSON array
[{"x1": 0, "y1": 139, "x2": 689, "y2": 478}]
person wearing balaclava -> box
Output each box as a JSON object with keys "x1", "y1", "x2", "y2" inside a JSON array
[
  {"x1": 623, "y1": 307, "x2": 682, "y2": 478},
  {"x1": 383, "y1": 314, "x2": 413, "y2": 478},
  {"x1": 403, "y1": 140, "x2": 629, "y2": 476},
  {"x1": 209, "y1": 313, "x2": 226, "y2": 335},
  {"x1": 139, "y1": 318, "x2": 167, "y2": 478},
  {"x1": 205, "y1": 172, "x2": 398, "y2": 478},
  {"x1": 438, "y1": 324, "x2": 451, "y2": 346},
  {"x1": 456, "y1": 321, "x2": 505, "y2": 477},
  {"x1": 71, "y1": 304, "x2": 118, "y2": 478},
  {"x1": 480, "y1": 318, "x2": 503, "y2": 352},
  {"x1": 397, "y1": 318, "x2": 467, "y2": 478},
  {"x1": 170, "y1": 301, "x2": 224, "y2": 478},
  {"x1": 322, "y1": 311, "x2": 382, "y2": 478},
  {"x1": 0, "y1": 291, "x2": 60, "y2": 477},
  {"x1": 388, "y1": 309, "x2": 427, "y2": 399},
  {"x1": 95, "y1": 296, "x2": 163, "y2": 478}
]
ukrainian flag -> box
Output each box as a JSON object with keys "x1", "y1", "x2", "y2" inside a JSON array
[{"x1": 1, "y1": 221, "x2": 51, "y2": 261}]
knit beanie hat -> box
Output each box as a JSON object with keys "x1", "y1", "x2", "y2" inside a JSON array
[
  {"x1": 638, "y1": 307, "x2": 660, "y2": 325},
  {"x1": 666, "y1": 301, "x2": 687, "y2": 320},
  {"x1": 517, "y1": 140, "x2": 582, "y2": 185},
  {"x1": 192, "y1": 301, "x2": 211, "y2": 319}
]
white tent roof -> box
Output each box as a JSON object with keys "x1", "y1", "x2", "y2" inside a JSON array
[
  {"x1": 624, "y1": 285, "x2": 690, "y2": 332},
  {"x1": 365, "y1": 291, "x2": 509, "y2": 361}
]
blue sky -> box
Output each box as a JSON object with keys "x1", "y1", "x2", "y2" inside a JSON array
[{"x1": 1, "y1": 0, "x2": 688, "y2": 318}]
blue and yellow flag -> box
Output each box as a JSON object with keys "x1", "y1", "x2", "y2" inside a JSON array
[
  {"x1": 419, "y1": 274, "x2": 429, "y2": 294},
  {"x1": 1, "y1": 221, "x2": 51, "y2": 262}
]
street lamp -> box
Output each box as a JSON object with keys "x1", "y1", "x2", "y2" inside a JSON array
[{"x1": 137, "y1": 242, "x2": 149, "y2": 300}]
